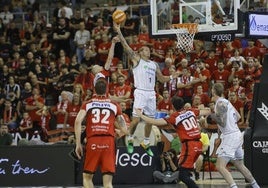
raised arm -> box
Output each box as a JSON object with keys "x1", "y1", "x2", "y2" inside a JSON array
[
  {"x1": 104, "y1": 36, "x2": 120, "y2": 70},
  {"x1": 113, "y1": 22, "x2": 140, "y2": 65}
]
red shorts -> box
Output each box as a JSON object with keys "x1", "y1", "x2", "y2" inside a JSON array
[
  {"x1": 84, "y1": 136, "x2": 116, "y2": 174},
  {"x1": 179, "y1": 140, "x2": 202, "y2": 169}
]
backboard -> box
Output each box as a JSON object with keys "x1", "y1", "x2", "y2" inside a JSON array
[{"x1": 149, "y1": 0, "x2": 243, "y2": 41}]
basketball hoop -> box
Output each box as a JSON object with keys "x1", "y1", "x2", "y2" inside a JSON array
[{"x1": 171, "y1": 23, "x2": 198, "y2": 53}]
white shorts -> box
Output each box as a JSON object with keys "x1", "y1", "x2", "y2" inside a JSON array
[
  {"x1": 216, "y1": 131, "x2": 244, "y2": 160},
  {"x1": 132, "y1": 89, "x2": 156, "y2": 118}
]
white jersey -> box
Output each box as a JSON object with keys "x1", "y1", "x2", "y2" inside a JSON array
[
  {"x1": 214, "y1": 97, "x2": 240, "y2": 135},
  {"x1": 132, "y1": 59, "x2": 157, "y2": 91}
]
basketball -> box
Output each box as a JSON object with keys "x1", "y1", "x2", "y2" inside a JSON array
[{"x1": 112, "y1": 10, "x2": 126, "y2": 24}]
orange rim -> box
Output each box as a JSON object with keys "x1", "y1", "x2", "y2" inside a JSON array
[{"x1": 172, "y1": 23, "x2": 198, "y2": 34}]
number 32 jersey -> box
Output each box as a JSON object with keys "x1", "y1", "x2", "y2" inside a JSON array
[
  {"x1": 81, "y1": 97, "x2": 122, "y2": 138},
  {"x1": 165, "y1": 109, "x2": 201, "y2": 142}
]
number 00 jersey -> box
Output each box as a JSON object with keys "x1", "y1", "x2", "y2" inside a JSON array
[
  {"x1": 81, "y1": 97, "x2": 122, "y2": 138},
  {"x1": 165, "y1": 109, "x2": 201, "y2": 142}
]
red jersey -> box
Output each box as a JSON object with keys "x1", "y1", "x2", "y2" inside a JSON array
[
  {"x1": 67, "y1": 103, "x2": 81, "y2": 127},
  {"x1": 211, "y1": 69, "x2": 230, "y2": 89},
  {"x1": 82, "y1": 97, "x2": 122, "y2": 138},
  {"x1": 157, "y1": 99, "x2": 173, "y2": 112},
  {"x1": 98, "y1": 42, "x2": 111, "y2": 63},
  {"x1": 165, "y1": 109, "x2": 201, "y2": 142},
  {"x1": 20, "y1": 117, "x2": 32, "y2": 128},
  {"x1": 114, "y1": 84, "x2": 132, "y2": 109},
  {"x1": 25, "y1": 95, "x2": 45, "y2": 122}
]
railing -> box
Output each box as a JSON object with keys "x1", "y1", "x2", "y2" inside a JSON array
[{"x1": 12, "y1": 11, "x2": 49, "y2": 29}]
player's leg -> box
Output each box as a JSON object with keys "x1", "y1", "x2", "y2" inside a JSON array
[
  {"x1": 83, "y1": 173, "x2": 94, "y2": 188},
  {"x1": 231, "y1": 160, "x2": 260, "y2": 188},
  {"x1": 140, "y1": 90, "x2": 156, "y2": 156},
  {"x1": 126, "y1": 89, "x2": 143, "y2": 153},
  {"x1": 215, "y1": 157, "x2": 237, "y2": 187},
  {"x1": 231, "y1": 146, "x2": 260, "y2": 188},
  {"x1": 103, "y1": 174, "x2": 113, "y2": 188}
]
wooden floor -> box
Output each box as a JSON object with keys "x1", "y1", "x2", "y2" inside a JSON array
[{"x1": 4, "y1": 172, "x2": 268, "y2": 188}]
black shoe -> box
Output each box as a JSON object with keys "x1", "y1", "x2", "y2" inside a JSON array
[{"x1": 194, "y1": 171, "x2": 200, "y2": 181}]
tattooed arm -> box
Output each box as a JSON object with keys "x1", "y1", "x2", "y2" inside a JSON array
[
  {"x1": 210, "y1": 100, "x2": 228, "y2": 127},
  {"x1": 113, "y1": 22, "x2": 140, "y2": 66}
]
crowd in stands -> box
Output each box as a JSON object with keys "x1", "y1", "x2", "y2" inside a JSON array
[{"x1": 0, "y1": 0, "x2": 265, "y2": 145}]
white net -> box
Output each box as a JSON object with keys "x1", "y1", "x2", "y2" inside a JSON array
[{"x1": 172, "y1": 24, "x2": 198, "y2": 53}]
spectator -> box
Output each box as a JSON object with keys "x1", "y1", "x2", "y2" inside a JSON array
[
  {"x1": 52, "y1": 90, "x2": 70, "y2": 129},
  {"x1": 36, "y1": 106, "x2": 51, "y2": 142},
  {"x1": 242, "y1": 39, "x2": 260, "y2": 61},
  {"x1": 72, "y1": 83, "x2": 85, "y2": 100},
  {"x1": 67, "y1": 92, "x2": 81, "y2": 127},
  {"x1": 84, "y1": 8, "x2": 97, "y2": 31},
  {"x1": 0, "y1": 5, "x2": 14, "y2": 26},
  {"x1": 53, "y1": 17, "x2": 71, "y2": 56},
  {"x1": 211, "y1": 61, "x2": 230, "y2": 90},
  {"x1": 56, "y1": 64, "x2": 75, "y2": 92},
  {"x1": 81, "y1": 48, "x2": 96, "y2": 67},
  {"x1": 227, "y1": 49, "x2": 247, "y2": 70},
  {"x1": 73, "y1": 21, "x2": 90, "y2": 63},
  {"x1": 153, "y1": 149, "x2": 179, "y2": 184},
  {"x1": 0, "y1": 98, "x2": 18, "y2": 130},
  {"x1": 57, "y1": 0, "x2": 73, "y2": 19},
  {"x1": 38, "y1": 30, "x2": 52, "y2": 52},
  {"x1": 4, "y1": 75, "x2": 21, "y2": 100},
  {"x1": 68, "y1": 54, "x2": 80, "y2": 76},
  {"x1": 74, "y1": 64, "x2": 93, "y2": 92},
  {"x1": 244, "y1": 57, "x2": 262, "y2": 93},
  {"x1": 14, "y1": 57, "x2": 29, "y2": 87},
  {"x1": 193, "y1": 60, "x2": 211, "y2": 94},
  {"x1": 6, "y1": 21, "x2": 20, "y2": 44},
  {"x1": 228, "y1": 61, "x2": 245, "y2": 85},
  {"x1": 193, "y1": 85, "x2": 210, "y2": 107},
  {"x1": 97, "y1": 34, "x2": 111, "y2": 66},
  {"x1": 228, "y1": 91, "x2": 245, "y2": 125},
  {"x1": 176, "y1": 67, "x2": 195, "y2": 104},
  {"x1": 157, "y1": 89, "x2": 173, "y2": 115},
  {"x1": 111, "y1": 74, "x2": 132, "y2": 117},
  {"x1": 204, "y1": 50, "x2": 219, "y2": 73},
  {"x1": 0, "y1": 124, "x2": 13, "y2": 145},
  {"x1": 24, "y1": 87, "x2": 45, "y2": 126},
  {"x1": 18, "y1": 111, "x2": 33, "y2": 137}
]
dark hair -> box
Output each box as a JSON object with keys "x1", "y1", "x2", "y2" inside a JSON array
[
  {"x1": 171, "y1": 96, "x2": 185, "y2": 111},
  {"x1": 95, "y1": 80, "x2": 107, "y2": 95}
]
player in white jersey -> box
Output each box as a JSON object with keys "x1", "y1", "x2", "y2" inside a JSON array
[
  {"x1": 113, "y1": 22, "x2": 180, "y2": 156},
  {"x1": 211, "y1": 83, "x2": 260, "y2": 188}
]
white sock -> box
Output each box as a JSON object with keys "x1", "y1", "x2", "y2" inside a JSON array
[
  {"x1": 143, "y1": 137, "x2": 150, "y2": 145},
  {"x1": 128, "y1": 135, "x2": 134, "y2": 141},
  {"x1": 251, "y1": 180, "x2": 260, "y2": 188},
  {"x1": 230, "y1": 183, "x2": 238, "y2": 188}
]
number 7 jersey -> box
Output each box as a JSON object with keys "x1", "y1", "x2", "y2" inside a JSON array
[
  {"x1": 81, "y1": 97, "x2": 122, "y2": 137},
  {"x1": 165, "y1": 109, "x2": 201, "y2": 142}
]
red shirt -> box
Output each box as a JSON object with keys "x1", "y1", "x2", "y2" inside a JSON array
[
  {"x1": 211, "y1": 69, "x2": 230, "y2": 89},
  {"x1": 165, "y1": 109, "x2": 200, "y2": 142},
  {"x1": 157, "y1": 99, "x2": 173, "y2": 112},
  {"x1": 82, "y1": 97, "x2": 122, "y2": 138},
  {"x1": 67, "y1": 103, "x2": 81, "y2": 127},
  {"x1": 114, "y1": 84, "x2": 132, "y2": 109}
]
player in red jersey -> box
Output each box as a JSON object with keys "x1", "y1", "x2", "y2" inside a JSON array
[
  {"x1": 74, "y1": 79, "x2": 127, "y2": 188},
  {"x1": 135, "y1": 96, "x2": 211, "y2": 188}
]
